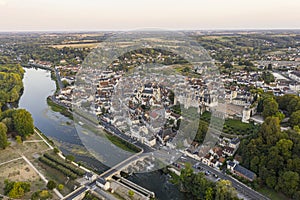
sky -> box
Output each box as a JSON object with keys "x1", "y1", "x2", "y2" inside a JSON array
[{"x1": 0, "y1": 0, "x2": 299, "y2": 31}]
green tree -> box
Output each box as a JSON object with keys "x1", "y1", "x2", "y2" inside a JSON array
[
  {"x1": 16, "y1": 135, "x2": 22, "y2": 144},
  {"x1": 57, "y1": 184, "x2": 64, "y2": 191},
  {"x1": 215, "y1": 180, "x2": 239, "y2": 200},
  {"x1": 53, "y1": 147, "x2": 60, "y2": 154},
  {"x1": 275, "y1": 139, "x2": 293, "y2": 158},
  {"x1": 262, "y1": 98, "x2": 279, "y2": 119},
  {"x1": 195, "y1": 120, "x2": 208, "y2": 143},
  {"x1": 0, "y1": 122, "x2": 8, "y2": 149},
  {"x1": 12, "y1": 109, "x2": 34, "y2": 138},
  {"x1": 276, "y1": 171, "x2": 299, "y2": 197},
  {"x1": 205, "y1": 187, "x2": 214, "y2": 200},
  {"x1": 128, "y1": 190, "x2": 135, "y2": 198},
  {"x1": 259, "y1": 117, "x2": 282, "y2": 146},
  {"x1": 31, "y1": 190, "x2": 52, "y2": 200},
  {"x1": 290, "y1": 110, "x2": 300, "y2": 127},
  {"x1": 4, "y1": 180, "x2": 30, "y2": 199},
  {"x1": 65, "y1": 154, "x2": 75, "y2": 162},
  {"x1": 46, "y1": 180, "x2": 57, "y2": 190},
  {"x1": 1, "y1": 117, "x2": 13, "y2": 131}
]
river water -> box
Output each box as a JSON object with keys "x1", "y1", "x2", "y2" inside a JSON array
[{"x1": 19, "y1": 67, "x2": 185, "y2": 200}]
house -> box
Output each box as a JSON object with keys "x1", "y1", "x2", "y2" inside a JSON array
[
  {"x1": 202, "y1": 153, "x2": 212, "y2": 165},
  {"x1": 229, "y1": 138, "x2": 240, "y2": 149},
  {"x1": 84, "y1": 172, "x2": 97, "y2": 181},
  {"x1": 96, "y1": 178, "x2": 110, "y2": 190},
  {"x1": 227, "y1": 161, "x2": 256, "y2": 181},
  {"x1": 223, "y1": 146, "x2": 235, "y2": 157}
]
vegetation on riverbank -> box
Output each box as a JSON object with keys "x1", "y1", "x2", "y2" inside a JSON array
[
  {"x1": 105, "y1": 131, "x2": 141, "y2": 153},
  {"x1": 46, "y1": 97, "x2": 73, "y2": 120}
]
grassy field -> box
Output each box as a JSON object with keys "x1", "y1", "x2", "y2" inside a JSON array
[
  {"x1": 51, "y1": 43, "x2": 100, "y2": 49},
  {"x1": 200, "y1": 111, "x2": 259, "y2": 136},
  {"x1": 0, "y1": 159, "x2": 46, "y2": 199},
  {"x1": 0, "y1": 146, "x2": 20, "y2": 163}
]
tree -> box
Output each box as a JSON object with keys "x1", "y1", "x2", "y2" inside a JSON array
[
  {"x1": 205, "y1": 187, "x2": 214, "y2": 200},
  {"x1": 46, "y1": 180, "x2": 57, "y2": 190},
  {"x1": 65, "y1": 154, "x2": 75, "y2": 162},
  {"x1": 4, "y1": 180, "x2": 30, "y2": 199},
  {"x1": 195, "y1": 120, "x2": 208, "y2": 143},
  {"x1": 0, "y1": 122, "x2": 8, "y2": 149},
  {"x1": 275, "y1": 139, "x2": 293, "y2": 158},
  {"x1": 174, "y1": 163, "x2": 215, "y2": 199},
  {"x1": 290, "y1": 110, "x2": 300, "y2": 127},
  {"x1": 1, "y1": 117, "x2": 13, "y2": 131},
  {"x1": 276, "y1": 171, "x2": 299, "y2": 197},
  {"x1": 12, "y1": 109, "x2": 34, "y2": 138},
  {"x1": 215, "y1": 180, "x2": 239, "y2": 200},
  {"x1": 53, "y1": 147, "x2": 60, "y2": 154},
  {"x1": 57, "y1": 184, "x2": 64, "y2": 191},
  {"x1": 16, "y1": 135, "x2": 22, "y2": 144},
  {"x1": 128, "y1": 190, "x2": 135, "y2": 198},
  {"x1": 262, "y1": 98, "x2": 279, "y2": 119},
  {"x1": 261, "y1": 71, "x2": 275, "y2": 84},
  {"x1": 259, "y1": 117, "x2": 282, "y2": 146},
  {"x1": 31, "y1": 190, "x2": 52, "y2": 200}
]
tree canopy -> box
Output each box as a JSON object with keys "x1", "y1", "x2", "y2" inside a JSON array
[
  {"x1": 4, "y1": 180, "x2": 31, "y2": 199},
  {"x1": 0, "y1": 122, "x2": 8, "y2": 149},
  {"x1": 0, "y1": 64, "x2": 24, "y2": 105},
  {"x1": 172, "y1": 163, "x2": 239, "y2": 200},
  {"x1": 238, "y1": 116, "x2": 300, "y2": 198},
  {"x1": 12, "y1": 109, "x2": 34, "y2": 138}
]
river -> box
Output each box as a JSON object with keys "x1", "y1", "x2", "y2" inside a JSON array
[{"x1": 19, "y1": 67, "x2": 185, "y2": 200}]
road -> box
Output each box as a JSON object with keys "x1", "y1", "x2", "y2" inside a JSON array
[
  {"x1": 74, "y1": 111, "x2": 154, "y2": 153},
  {"x1": 0, "y1": 157, "x2": 23, "y2": 167},
  {"x1": 72, "y1": 109, "x2": 269, "y2": 200},
  {"x1": 54, "y1": 67, "x2": 64, "y2": 91},
  {"x1": 177, "y1": 156, "x2": 270, "y2": 200}
]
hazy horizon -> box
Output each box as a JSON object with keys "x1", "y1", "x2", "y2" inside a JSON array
[{"x1": 0, "y1": 0, "x2": 300, "y2": 31}]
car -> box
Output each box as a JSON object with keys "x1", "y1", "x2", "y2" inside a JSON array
[
  {"x1": 205, "y1": 171, "x2": 211, "y2": 176},
  {"x1": 216, "y1": 178, "x2": 221, "y2": 181}
]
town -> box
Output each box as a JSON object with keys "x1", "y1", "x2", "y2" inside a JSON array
[{"x1": 0, "y1": 31, "x2": 300, "y2": 200}]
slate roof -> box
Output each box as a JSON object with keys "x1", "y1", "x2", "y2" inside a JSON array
[{"x1": 234, "y1": 164, "x2": 256, "y2": 181}]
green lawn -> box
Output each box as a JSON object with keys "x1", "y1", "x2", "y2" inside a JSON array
[{"x1": 200, "y1": 111, "x2": 259, "y2": 136}]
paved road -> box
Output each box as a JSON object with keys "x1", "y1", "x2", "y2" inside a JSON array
[
  {"x1": 72, "y1": 110, "x2": 269, "y2": 200},
  {"x1": 54, "y1": 67, "x2": 64, "y2": 91},
  {"x1": 177, "y1": 156, "x2": 269, "y2": 200}
]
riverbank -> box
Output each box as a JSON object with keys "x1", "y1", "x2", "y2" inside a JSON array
[
  {"x1": 46, "y1": 96, "x2": 73, "y2": 120},
  {"x1": 105, "y1": 132, "x2": 141, "y2": 153}
]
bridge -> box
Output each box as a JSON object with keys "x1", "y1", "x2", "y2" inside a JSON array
[{"x1": 99, "y1": 152, "x2": 146, "y2": 180}]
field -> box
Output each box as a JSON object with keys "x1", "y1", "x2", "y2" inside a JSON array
[
  {"x1": 0, "y1": 131, "x2": 59, "y2": 198},
  {"x1": 200, "y1": 111, "x2": 259, "y2": 136},
  {"x1": 51, "y1": 42, "x2": 100, "y2": 49},
  {"x1": 0, "y1": 159, "x2": 45, "y2": 199}
]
